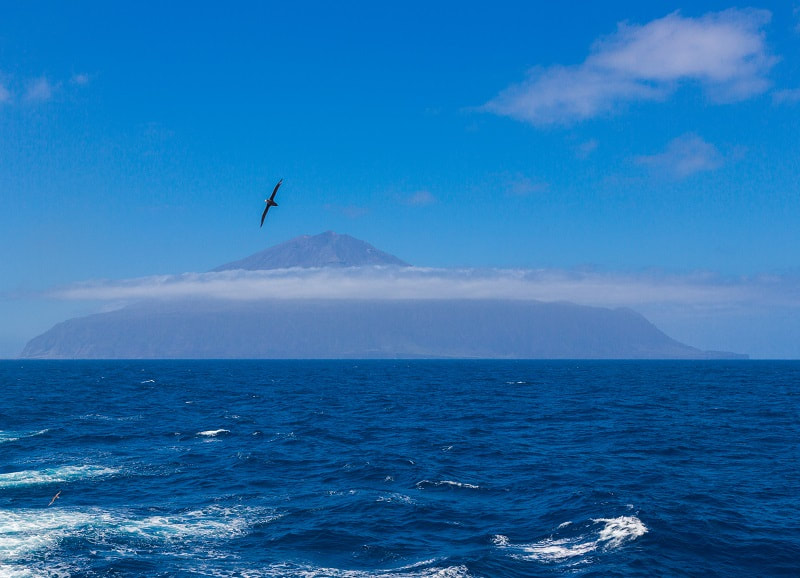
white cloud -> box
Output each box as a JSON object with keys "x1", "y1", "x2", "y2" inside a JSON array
[
  {"x1": 49, "y1": 266, "x2": 800, "y2": 314},
  {"x1": 0, "y1": 83, "x2": 10, "y2": 104},
  {"x1": 484, "y1": 9, "x2": 774, "y2": 125},
  {"x1": 24, "y1": 77, "x2": 55, "y2": 102},
  {"x1": 504, "y1": 174, "x2": 549, "y2": 197},
  {"x1": 773, "y1": 88, "x2": 800, "y2": 104},
  {"x1": 795, "y1": 4, "x2": 800, "y2": 33},
  {"x1": 70, "y1": 73, "x2": 90, "y2": 86},
  {"x1": 635, "y1": 133, "x2": 724, "y2": 178},
  {"x1": 400, "y1": 190, "x2": 437, "y2": 206},
  {"x1": 576, "y1": 139, "x2": 599, "y2": 159}
]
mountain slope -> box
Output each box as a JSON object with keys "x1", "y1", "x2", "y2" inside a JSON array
[
  {"x1": 21, "y1": 299, "x2": 744, "y2": 359},
  {"x1": 212, "y1": 231, "x2": 408, "y2": 271}
]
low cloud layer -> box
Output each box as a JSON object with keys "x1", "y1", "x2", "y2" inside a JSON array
[
  {"x1": 50, "y1": 266, "x2": 800, "y2": 312},
  {"x1": 484, "y1": 9, "x2": 774, "y2": 125}
]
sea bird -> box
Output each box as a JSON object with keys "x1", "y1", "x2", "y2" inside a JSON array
[
  {"x1": 48, "y1": 490, "x2": 61, "y2": 506},
  {"x1": 260, "y1": 179, "x2": 282, "y2": 227}
]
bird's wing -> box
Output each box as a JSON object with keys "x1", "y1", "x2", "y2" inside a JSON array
[
  {"x1": 269, "y1": 178, "x2": 283, "y2": 202},
  {"x1": 260, "y1": 205, "x2": 270, "y2": 227}
]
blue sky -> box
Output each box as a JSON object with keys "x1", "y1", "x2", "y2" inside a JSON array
[{"x1": 1, "y1": 1, "x2": 799, "y2": 358}]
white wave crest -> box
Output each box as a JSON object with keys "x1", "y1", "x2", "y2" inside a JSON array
[
  {"x1": 198, "y1": 429, "x2": 230, "y2": 437},
  {"x1": 415, "y1": 480, "x2": 481, "y2": 490},
  {"x1": 376, "y1": 492, "x2": 415, "y2": 505},
  {"x1": 0, "y1": 465, "x2": 117, "y2": 489},
  {"x1": 228, "y1": 561, "x2": 473, "y2": 577},
  {"x1": 0, "y1": 509, "x2": 96, "y2": 560},
  {"x1": 593, "y1": 516, "x2": 648, "y2": 549},
  {"x1": 495, "y1": 515, "x2": 647, "y2": 563},
  {"x1": 0, "y1": 430, "x2": 49, "y2": 444}
]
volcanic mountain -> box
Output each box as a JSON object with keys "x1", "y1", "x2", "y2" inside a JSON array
[
  {"x1": 20, "y1": 232, "x2": 746, "y2": 359},
  {"x1": 212, "y1": 231, "x2": 408, "y2": 271}
]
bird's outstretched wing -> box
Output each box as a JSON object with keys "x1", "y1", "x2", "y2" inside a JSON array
[
  {"x1": 260, "y1": 178, "x2": 283, "y2": 228},
  {"x1": 269, "y1": 179, "x2": 283, "y2": 202}
]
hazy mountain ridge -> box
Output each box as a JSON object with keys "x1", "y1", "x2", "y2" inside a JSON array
[
  {"x1": 20, "y1": 299, "x2": 741, "y2": 359},
  {"x1": 21, "y1": 232, "x2": 747, "y2": 359}
]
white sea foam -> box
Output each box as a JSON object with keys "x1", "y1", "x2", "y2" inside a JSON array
[
  {"x1": 415, "y1": 480, "x2": 481, "y2": 490},
  {"x1": 214, "y1": 561, "x2": 474, "y2": 577},
  {"x1": 377, "y1": 492, "x2": 415, "y2": 505},
  {"x1": 592, "y1": 516, "x2": 648, "y2": 549},
  {"x1": 495, "y1": 515, "x2": 647, "y2": 563},
  {"x1": 80, "y1": 413, "x2": 141, "y2": 422},
  {"x1": 1, "y1": 501, "x2": 458, "y2": 577},
  {"x1": 0, "y1": 562, "x2": 74, "y2": 578},
  {"x1": 0, "y1": 465, "x2": 117, "y2": 489},
  {"x1": 492, "y1": 534, "x2": 510, "y2": 547},
  {"x1": 0, "y1": 505, "x2": 279, "y2": 564},
  {"x1": 0, "y1": 509, "x2": 96, "y2": 560},
  {"x1": 519, "y1": 536, "x2": 598, "y2": 561},
  {"x1": 0, "y1": 432, "x2": 21, "y2": 444},
  {"x1": 110, "y1": 505, "x2": 254, "y2": 541},
  {"x1": 198, "y1": 429, "x2": 230, "y2": 437}
]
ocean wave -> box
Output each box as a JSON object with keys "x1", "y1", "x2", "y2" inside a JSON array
[
  {"x1": 0, "y1": 430, "x2": 49, "y2": 444},
  {"x1": 0, "y1": 561, "x2": 75, "y2": 578},
  {"x1": 98, "y1": 505, "x2": 260, "y2": 541},
  {"x1": 202, "y1": 561, "x2": 474, "y2": 577},
  {"x1": 80, "y1": 413, "x2": 142, "y2": 422},
  {"x1": 0, "y1": 505, "x2": 279, "y2": 563},
  {"x1": 376, "y1": 492, "x2": 415, "y2": 505},
  {"x1": 415, "y1": 480, "x2": 481, "y2": 490},
  {"x1": 197, "y1": 429, "x2": 231, "y2": 437},
  {"x1": 493, "y1": 515, "x2": 647, "y2": 563},
  {"x1": 0, "y1": 465, "x2": 117, "y2": 489},
  {"x1": 2, "y1": 503, "x2": 466, "y2": 576}
]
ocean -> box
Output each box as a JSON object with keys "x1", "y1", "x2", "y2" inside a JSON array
[{"x1": 1, "y1": 360, "x2": 798, "y2": 577}]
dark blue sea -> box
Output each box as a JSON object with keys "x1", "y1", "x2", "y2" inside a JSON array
[{"x1": 1, "y1": 360, "x2": 798, "y2": 577}]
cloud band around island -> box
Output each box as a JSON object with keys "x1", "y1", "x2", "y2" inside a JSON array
[
  {"x1": 49, "y1": 266, "x2": 800, "y2": 312},
  {"x1": 483, "y1": 9, "x2": 775, "y2": 126}
]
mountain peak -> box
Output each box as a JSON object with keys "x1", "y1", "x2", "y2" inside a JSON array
[{"x1": 212, "y1": 231, "x2": 409, "y2": 271}]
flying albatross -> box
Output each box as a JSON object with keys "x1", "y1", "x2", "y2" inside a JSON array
[
  {"x1": 48, "y1": 489, "x2": 61, "y2": 506},
  {"x1": 260, "y1": 179, "x2": 282, "y2": 227}
]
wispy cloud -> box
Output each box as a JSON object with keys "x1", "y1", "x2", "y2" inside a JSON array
[
  {"x1": 503, "y1": 174, "x2": 549, "y2": 197},
  {"x1": 635, "y1": 133, "x2": 724, "y2": 178},
  {"x1": 576, "y1": 139, "x2": 599, "y2": 159},
  {"x1": 48, "y1": 267, "x2": 800, "y2": 314},
  {"x1": 0, "y1": 72, "x2": 89, "y2": 105},
  {"x1": 70, "y1": 72, "x2": 91, "y2": 86},
  {"x1": 24, "y1": 77, "x2": 56, "y2": 102},
  {"x1": 773, "y1": 88, "x2": 800, "y2": 104},
  {"x1": 795, "y1": 3, "x2": 800, "y2": 33},
  {"x1": 399, "y1": 190, "x2": 437, "y2": 206},
  {"x1": 484, "y1": 9, "x2": 774, "y2": 126}
]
